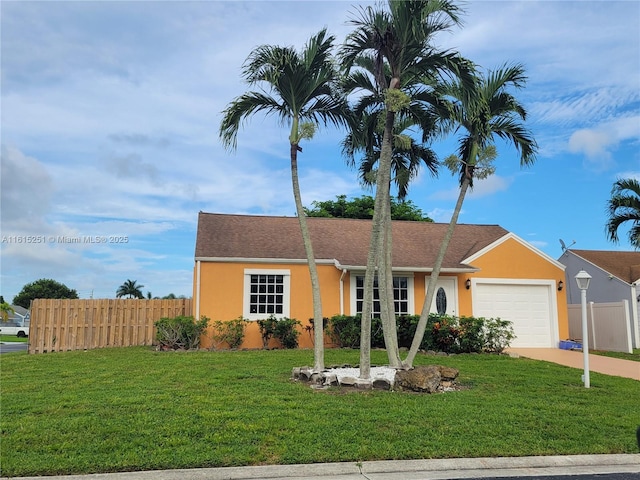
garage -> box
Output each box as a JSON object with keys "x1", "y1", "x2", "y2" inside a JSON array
[{"x1": 472, "y1": 280, "x2": 557, "y2": 348}]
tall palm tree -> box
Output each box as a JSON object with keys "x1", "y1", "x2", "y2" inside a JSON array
[
  {"x1": 220, "y1": 28, "x2": 348, "y2": 372},
  {"x1": 404, "y1": 63, "x2": 538, "y2": 367},
  {"x1": 116, "y1": 280, "x2": 144, "y2": 299},
  {"x1": 340, "y1": 0, "x2": 468, "y2": 377},
  {"x1": 606, "y1": 178, "x2": 640, "y2": 249},
  {"x1": 342, "y1": 102, "x2": 440, "y2": 367}
]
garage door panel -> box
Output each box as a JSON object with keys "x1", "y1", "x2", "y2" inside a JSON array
[{"x1": 474, "y1": 282, "x2": 554, "y2": 348}]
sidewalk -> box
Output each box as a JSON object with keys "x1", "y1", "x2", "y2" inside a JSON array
[
  {"x1": 5, "y1": 454, "x2": 640, "y2": 480},
  {"x1": 509, "y1": 348, "x2": 640, "y2": 381}
]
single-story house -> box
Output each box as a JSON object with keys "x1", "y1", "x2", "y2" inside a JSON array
[
  {"x1": 194, "y1": 212, "x2": 568, "y2": 349},
  {"x1": 558, "y1": 249, "x2": 640, "y2": 348}
]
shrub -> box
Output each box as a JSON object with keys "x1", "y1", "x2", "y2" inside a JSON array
[
  {"x1": 155, "y1": 315, "x2": 209, "y2": 350},
  {"x1": 257, "y1": 316, "x2": 278, "y2": 349},
  {"x1": 483, "y1": 317, "x2": 515, "y2": 353},
  {"x1": 211, "y1": 317, "x2": 247, "y2": 349},
  {"x1": 432, "y1": 316, "x2": 460, "y2": 353},
  {"x1": 257, "y1": 316, "x2": 301, "y2": 349},
  {"x1": 274, "y1": 317, "x2": 301, "y2": 349},
  {"x1": 457, "y1": 316, "x2": 485, "y2": 353},
  {"x1": 327, "y1": 315, "x2": 360, "y2": 348}
]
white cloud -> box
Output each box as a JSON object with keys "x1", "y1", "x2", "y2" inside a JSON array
[{"x1": 568, "y1": 115, "x2": 640, "y2": 169}]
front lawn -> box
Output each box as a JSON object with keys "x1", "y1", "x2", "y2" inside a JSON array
[
  {"x1": 592, "y1": 349, "x2": 640, "y2": 362},
  {"x1": 0, "y1": 334, "x2": 28, "y2": 343},
  {"x1": 1, "y1": 347, "x2": 638, "y2": 477}
]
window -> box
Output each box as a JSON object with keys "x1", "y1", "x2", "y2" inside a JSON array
[
  {"x1": 243, "y1": 269, "x2": 290, "y2": 320},
  {"x1": 352, "y1": 274, "x2": 413, "y2": 317}
]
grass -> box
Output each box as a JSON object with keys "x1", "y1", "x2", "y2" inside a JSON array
[
  {"x1": 592, "y1": 348, "x2": 640, "y2": 362},
  {"x1": 1, "y1": 347, "x2": 639, "y2": 477},
  {"x1": 0, "y1": 335, "x2": 28, "y2": 343}
]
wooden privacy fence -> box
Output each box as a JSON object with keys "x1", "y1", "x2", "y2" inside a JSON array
[
  {"x1": 29, "y1": 298, "x2": 192, "y2": 354},
  {"x1": 568, "y1": 300, "x2": 633, "y2": 353}
]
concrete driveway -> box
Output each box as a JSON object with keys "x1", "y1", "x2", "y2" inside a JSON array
[{"x1": 508, "y1": 348, "x2": 640, "y2": 381}]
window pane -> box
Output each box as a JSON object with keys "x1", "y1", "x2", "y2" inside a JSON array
[{"x1": 248, "y1": 273, "x2": 286, "y2": 317}]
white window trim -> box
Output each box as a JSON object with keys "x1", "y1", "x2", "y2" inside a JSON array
[
  {"x1": 243, "y1": 269, "x2": 291, "y2": 320},
  {"x1": 349, "y1": 272, "x2": 415, "y2": 316}
]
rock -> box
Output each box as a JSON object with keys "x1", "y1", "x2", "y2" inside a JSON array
[
  {"x1": 372, "y1": 378, "x2": 391, "y2": 390},
  {"x1": 340, "y1": 376, "x2": 357, "y2": 387},
  {"x1": 355, "y1": 378, "x2": 372, "y2": 390},
  {"x1": 310, "y1": 373, "x2": 324, "y2": 385},
  {"x1": 438, "y1": 366, "x2": 459, "y2": 381},
  {"x1": 323, "y1": 373, "x2": 339, "y2": 387},
  {"x1": 395, "y1": 365, "x2": 441, "y2": 393}
]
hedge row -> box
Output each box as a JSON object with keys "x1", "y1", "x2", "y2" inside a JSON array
[{"x1": 323, "y1": 314, "x2": 515, "y2": 354}]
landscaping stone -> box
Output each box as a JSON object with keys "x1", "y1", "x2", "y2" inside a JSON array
[
  {"x1": 291, "y1": 364, "x2": 461, "y2": 393},
  {"x1": 395, "y1": 365, "x2": 441, "y2": 393}
]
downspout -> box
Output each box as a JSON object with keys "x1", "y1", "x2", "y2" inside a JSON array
[
  {"x1": 631, "y1": 282, "x2": 640, "y2": 348},
  {"x1": 195, "y1": 260, "x2": 201, "y2": 320},
  {"x1": 339, "y1": 269, "x2": 347, "y2": 315}
]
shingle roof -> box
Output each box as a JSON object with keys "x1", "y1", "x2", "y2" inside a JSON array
[
  {"x1": 569, "y1": 249, "x2": 640, "y2": 283},
  {"x1": 195, "y1": 212, "x2": 509, "y2": 271}
]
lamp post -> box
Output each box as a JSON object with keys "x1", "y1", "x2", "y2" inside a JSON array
[{"x1": 575, "y1": 270, "x2": 592, "y2": 388}]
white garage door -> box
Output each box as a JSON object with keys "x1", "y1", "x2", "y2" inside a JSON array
[{"x1": 473, "y1": 282, "x2": 555, "y2": 348}]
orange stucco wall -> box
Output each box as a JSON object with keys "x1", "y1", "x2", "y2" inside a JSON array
[
  {"x1": 461, "y1": 237, "x2": 569, "y2": 340},
  {"x1": 194, "y1": 236, "x2": 568, "y2": 349},
  {"x1": 194, "y1": 262, "x2": 343, "y2": 349}
]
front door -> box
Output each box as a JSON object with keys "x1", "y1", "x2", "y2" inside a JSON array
[{"x1": 426, "y1": 276, "x2": 458, "y2": 316}]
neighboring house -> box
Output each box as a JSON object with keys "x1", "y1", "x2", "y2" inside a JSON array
[
  {"x1": 558, "y1": 249, "x2": 640, "y2": 348},
  {"x1": 194, "y1": 212, "x2": 568, "y2": 350},
  {"x1": 8, "y1": 305, "x2": 30, "y2": 325}
]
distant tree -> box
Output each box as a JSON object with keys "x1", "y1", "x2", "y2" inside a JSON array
[
  {"x1": 13, "y1": 279, "x2": 79, "y2": 309},
  {"x1": 305, "y1": 195, "x2": 432, "y2": 222},
  {"x1": 606, "y1": 178, "x2": 640, "y2": 249},
  {"x1": 163, "y1": 293, "x2": 177, "y2": 299},
  {"x1": 1, "y1": 302, "x2": 15, "y2": 322},
  {"x1": 116, "y1": 280, "x2": 144, "y2": 299}
]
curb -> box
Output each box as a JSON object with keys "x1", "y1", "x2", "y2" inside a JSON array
[{"x1": 4, "y1": 454, "x2": 640, "y2": 480}]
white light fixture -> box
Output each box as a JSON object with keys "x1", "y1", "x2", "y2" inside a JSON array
[
  {"x1": 574, "y1": 270, "x2": 592, "y2": 388},
  {"x1": 575, "y1": 269, "x2": 591, "y2": 291}
]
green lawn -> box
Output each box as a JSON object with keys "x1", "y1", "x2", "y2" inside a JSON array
[
  {"x1": 1, "y1": 347, "x2": 638, "y2": 477},
  {"x1": 0, "y1": 334, "x2": 28, "y2": 343},
  {"x1": 592, "y1": 349, "x2": 640, "y2": 362}
]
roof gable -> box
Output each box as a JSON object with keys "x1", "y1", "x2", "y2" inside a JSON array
[
  {"x1": 195, "y1": 212, "x2": 509, "y2": 271},
  {"x1": 464, "y1": 232, "x2": 566, "y2": 270},
  {"x1": 568, "y1": 249, "x2": 640, "y2": 284}
]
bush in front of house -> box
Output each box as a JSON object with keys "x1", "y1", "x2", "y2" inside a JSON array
[
  {"x1": 257, "y1": 315, "x2": 301, "y2": 349},
  {"x1": 482, "y1": 317, "x2": 515, "y2": 353},
  {"x1": 155, "y1": 315, "x2": 209, "y2": 350},
  {"x1": 211, "y1": 316, "x2": 247, "y2": 349},
  {"x1": 327, "y1": 313, "x2": 514, "y2": 354}
]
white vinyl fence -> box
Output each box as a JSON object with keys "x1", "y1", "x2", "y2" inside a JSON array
[{"x1": 567, "y1": 300, "x2": 633, "y2": 353}]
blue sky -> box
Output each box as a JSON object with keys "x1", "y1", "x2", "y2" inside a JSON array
[{"x1": 1, "y1": 1, "x2": 639, "y2": 302}]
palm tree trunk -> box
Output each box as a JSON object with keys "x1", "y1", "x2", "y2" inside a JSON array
[
  {"x1": 404, "y1": 175, "x2": 471, "y2": 367},
  {"x1": 290, "y1": 143, "x2": 324, "y2": 372},
  {"x1": 381, "y1": 195, "x2": 402, "y2": 367},
  {"x1": 359, "y1": 108, "x2": 396, "y2": 379}
]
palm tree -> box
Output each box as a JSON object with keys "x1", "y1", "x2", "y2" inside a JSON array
[
  {"x1": 340, "y1": 0, "x2": 469, "y2": 377},
  {"x1": 220, "y1": 28, "x2": 348, "y2": 372},
  {"x1": 606, "y1": 178, "x2": 640, "y2": 249},
  {"x1": 0, "y1": 302, "x2": 15, "y2": 322},
  {"x1": 116, "y1": 280, "x2": 144, "y2": 299},
  {"x1": 404, "y1": 63, "x2": 538, "y2": 367},
  {"x1": 342, "y1": 98, "x2": 440, "y2": 367}
]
